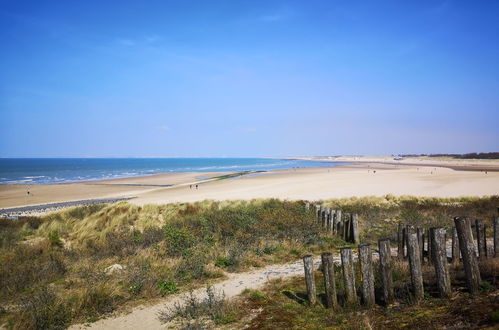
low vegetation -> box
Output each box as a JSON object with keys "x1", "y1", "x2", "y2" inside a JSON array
[
  {"x1": 230, "y1": 258, "x2": 499, "y2": 329},
  {"x1": 400, "y1": 152, "x2": 499, "y2": 159},
  {"x1": 0, "y1": 195, "x2": 497, "y2": 329},
  {"x1": 0, "y1": 199, "x2": 328, "y2": 329}
]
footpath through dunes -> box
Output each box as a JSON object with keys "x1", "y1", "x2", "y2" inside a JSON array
[{"x1": 70, "y1": 249, "x2": 391, "y2": 330}]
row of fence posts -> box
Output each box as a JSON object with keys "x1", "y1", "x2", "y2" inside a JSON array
[
  {"x1": 302, "y1": 203, "x2": 499, "y2": 308},
  {"x1": 305, "y1": 202, "x2": 359, "y2": 244}
]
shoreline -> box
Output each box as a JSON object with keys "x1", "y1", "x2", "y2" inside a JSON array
[{"x1": 1, "y1": 159, "x2": 498, "y2": 214}]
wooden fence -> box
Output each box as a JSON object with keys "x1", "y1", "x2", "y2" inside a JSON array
[{"x1": 303, "y1": 202, "x2": 498, "y2": 307}]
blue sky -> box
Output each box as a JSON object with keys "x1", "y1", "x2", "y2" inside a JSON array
[{"x1": 1, "y1": 0, "x2": 498, "y2": 157}]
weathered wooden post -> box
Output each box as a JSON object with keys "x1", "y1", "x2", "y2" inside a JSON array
[
  {"x1": 422, "y1": 230, "x2": 427, "y2": 262},
  {"x1": 430, "y1": 228, "x2": 451, "y2": 297},
  {"x1": 316, "y1": 205, "x2": 321, "y2": 222},
  {"x1": 336, "y1": 210, "x2": 342, "y2": 236},
  {"x1": 305, "y1": 202, "x2": 310, "y2": 211},
  {"x1": 494, "y1": 216, "x2": 499, "y2": 257},
  {"x1": 402, "y1": 226, "x2": 408, "y2": 259},
  {"x1": 483, "y1": 224, "x2": 488, "y2": 259},
  {"x1": 397, "y1": 223, "x2": 404, "y2": 260},
  {"x1": 321, "y1": 252, "x2": 338, "y2": 309},
  {"x1": 407, "y1": 230, "x2": 424, "y2": 302},
  {"x1": 343, "y1": 214, "x2": 350, "y2": 241},
  {"x1": 451, "y1": 227, "x2": 460, "y2": 264},
  {"x1": 426, "y1": 228, "x2": 432, "y2": 265},
  {"x1": 326, "y1": 209, "x2": 331, "y2": 233},
  {"x1": 454, "y1": 217, "x2": 481, "y2": 294},
  {"x1": 417, "y1": 227, "x2": 424, "y2": 264},
  {"x1": 340, "y1": 247, "x2": 357, "y2": 304},
  {"x1": 331, "y1": 210, "x2": 337, "y2": 234},
  {"x1": 321, "y1": 208, "x2": 327, "y2": 229},
  {"x1": 303, "y1": 255, "x2": 316, "y2": 304},
  {"x1": 476, "y1": 220, "x2": 487, "y2": 259},
  {"x1": 378, "y1": 239, "x2": 394, "y2": 305},
  {"x1": 359, "y1": 244, "x2": 375, "y2": 306},
  {"x1": 351, "y1": 214, "x2": 360, "y2": 244}
]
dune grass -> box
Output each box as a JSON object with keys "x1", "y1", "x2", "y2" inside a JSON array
[{"x1": 0, "y1": 195, "x2": 497, "y2": 329}]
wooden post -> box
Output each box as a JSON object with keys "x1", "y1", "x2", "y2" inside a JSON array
[
  {"x1": 321, "y1": 252, "x2": 338, "y2": 309},
  {"x1": 422, "y1": 231, "x2": 426, "y2": 263},
  {"x1": 336, "y1": 210, "x2": 342, "y2": 236},
  {"x1": 378, "y1": 239, "x2": 394, "y2": 305},
  {"x1": 427, "y1": 228, "x2": 432, "y2": 265},
  {"x1": 417, "y1": 227, "x2": 424, "y2": 265},
  {"x1": 321, "y1": 208, "x2": 327, "y2": 229},
  {"x1": 402, "y1": 227, "x2": 408, "y2": 259},
  {"x1": 397, "y1": 223, "x2": 404, "y2": 260},
  {"x1": 326, "y1": 208, "x2": 333, "y2": 233},
  {"x1": 451, "y1": 227, "x2": 460, "y2": 264},
  {"x1": 316, "y1": 205, "x2": 321, "y2": 222},
  {"x1": 305, "y1": 202, "x2": 310, "y2": 211},
  {"x1": 482, "y1": 224, "x2": 488, "y2": 259},
  {"x1": 494, "y1": 216, "x2": 499, "y2": 257},
  {"x1": 342, "y1": 214, "x2": 348, "y2": 240},
  {"x1": 351, "y1": 214, "x2": 360, "y2": 244},
  {"x1": 407, "y1": 230, "x2": 424, "y2": 301},
  {"x1": 303, "y1": 255, "x2": 316, "y2": 304},
  {"x1": 343, "y1": 215, "x2": 350, "y2": 241},
  {"x1": 454, "y1": 217, "x2": 481, "y2": 294},
  {"x1": 359, "y1": 244, "x2": 375, "y2": 306},
  {"x1": 340, "y1": 247, "x2": 357, "y2": 304},
  {"x1": 476, "y1": 220, "x2": 486, "y2": 259},
  {"x1": 331, "y1": 210, "x2": 337, "y2": 234},
  {"x1": 430, "y1": 228, "x2": 451, "y2": 297}
]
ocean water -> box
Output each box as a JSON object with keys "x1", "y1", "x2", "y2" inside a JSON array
[{"x1": 0, "y1": 158, "x2": 346, "y2": 184}]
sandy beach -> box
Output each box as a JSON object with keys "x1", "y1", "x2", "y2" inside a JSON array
[{"x1": 1, "y1": 158, "x2": 498, "y2": 211}]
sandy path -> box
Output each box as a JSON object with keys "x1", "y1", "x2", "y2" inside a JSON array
[
  {"x1": 70, "y1": 257, "x2": 331, "y2": 330},
  {"x1": 71, "y1": 248, "x2": 392, "y2": 330}
]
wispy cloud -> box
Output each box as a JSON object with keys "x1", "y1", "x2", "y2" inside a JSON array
[
  {"x1": 159, "y1": 125, "x2": 170, "y2": 131},
  {"x1": 237, "y1": 126, "x2": 257, "y2": 133},
  {"x1": 116, "y1": 38, "x2": 135, "y2": 46},
  {"x1": 259, "y1": 7, "x2": 294, "y2": 22},
  {"x1": 145, "y1": 35, "x2": 161, "y2": 43},
  {"x1": 115, "y1": 35, "x2": 161, "y2": 47},
  {"x1": 428, "y1": 0, "x2": 452, "y2": 15},
  {"x1": 260, "y1": 14, "x2": 285, "y2": 22}
]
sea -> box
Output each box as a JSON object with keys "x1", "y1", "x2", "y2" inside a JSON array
[{"x1": 0, "y1": 158, "x2": 346, "y2": 184}]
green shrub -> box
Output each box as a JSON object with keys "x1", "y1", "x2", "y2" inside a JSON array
[
  {"x1": 163, "y1": 224, "x2": 195, "y2": 257},
  {"x1": 18, "y1": 288, "x2": 71, "y2": 330},
  {"x1": 48, "y1": 231, "x2": 63, "y2": 247},
  {"x1": 215, "y1": 257, "x2": 234, "y2": 268},
  {"x1": 158, "y1": 280, "x2": 179, "y2": 295}
]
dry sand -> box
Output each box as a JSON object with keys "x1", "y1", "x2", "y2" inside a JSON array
[{"x1": 1, "y1": 160, "x2": 498, "y2": 210}]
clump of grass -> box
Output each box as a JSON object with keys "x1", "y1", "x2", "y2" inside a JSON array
[{"x1": 158, "y1": 285, "x2": 236, "y2": 327}]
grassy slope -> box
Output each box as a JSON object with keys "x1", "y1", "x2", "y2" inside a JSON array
[
  {"x1": 0, "y1": 195, "x2": 498, "y2": 329},
  {"x1": 0, "y1": 199, "x2": 333, "y2": 329}
]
